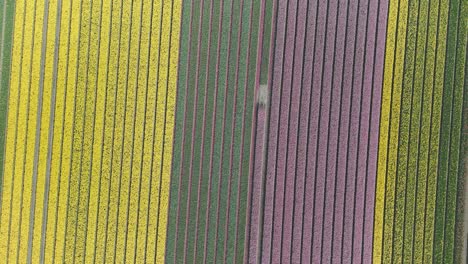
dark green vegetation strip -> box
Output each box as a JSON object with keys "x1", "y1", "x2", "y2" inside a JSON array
[
  {"x1": 0, "y1": 0, "x2": 16, "y2": 192},
  {"x1": 454, "y1": 45, "x2": 466, "y2": 264},
  {"x1": 433, "y1": 0, "x2": 466, "y2": 263},
  {"x1": 166, "y1": 0, "x2": 263, "y2": 263}
]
